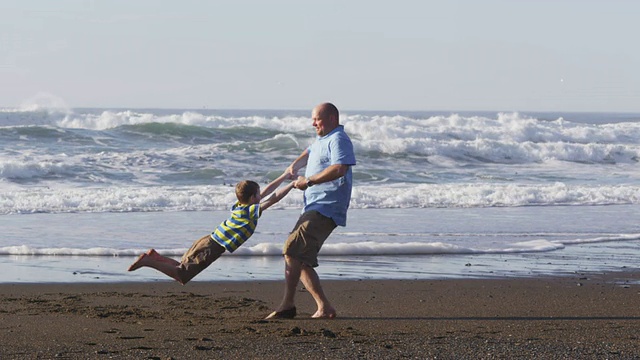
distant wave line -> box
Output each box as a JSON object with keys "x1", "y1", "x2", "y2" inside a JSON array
[{"x1": 2, "y1": 234, "x2": 638, "y2": 257}]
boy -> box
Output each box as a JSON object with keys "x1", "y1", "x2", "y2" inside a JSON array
[{"x1": 127, "y1": 172, "x2": 295, "y2": 284}]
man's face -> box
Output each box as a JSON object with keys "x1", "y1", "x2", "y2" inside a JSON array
[{"x1": 311, "y1": 107, "x2": 332, "y2": 136}]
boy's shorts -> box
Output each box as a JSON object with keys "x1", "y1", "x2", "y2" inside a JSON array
[
  {"x1": 283, "y1": 211, "x2": 337, "y2": 268},
  {"x1": 179, "y1": 235, "x2": 225, "y2": 283}
]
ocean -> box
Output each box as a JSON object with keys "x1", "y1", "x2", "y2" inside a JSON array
[{"x1": 1, "y1": 106, "x2": 639, "y2": 283}]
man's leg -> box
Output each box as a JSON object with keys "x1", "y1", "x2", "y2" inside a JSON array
[
  {"x1": 269, "y1": 255, "x2": 302, "y2": 315},
  {"x1": 268, "y1": 211, "x2": 336, "y2": 318},
  {"x1": 268, "y1": 255, "x2": 336, "y2": 318},
  {"x1": 300, "y1": 264, "x2": 336, "y2": 318}
]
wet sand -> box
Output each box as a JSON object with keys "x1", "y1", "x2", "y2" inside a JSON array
[{"x1": 1, "y1": 272, "x2": 640, "y2": 359}]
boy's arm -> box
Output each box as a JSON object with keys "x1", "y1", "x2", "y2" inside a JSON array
[
  {"x1": 260, "y1": 172, "x2": 291, "y2": 198},
  {"x1": 286, "y1": 149, "x2": 309, "y2": 178},
  {"x1": 260, "y1": 181, "x2": 295, "y2": 212}
]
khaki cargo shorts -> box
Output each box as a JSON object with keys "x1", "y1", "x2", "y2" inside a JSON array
[
  {"x1": 283, "y1": 211, "x2": 337, "y2": 267},
  {"x1": 178, "y1": 235, "x2": 226, "y2": 283}
]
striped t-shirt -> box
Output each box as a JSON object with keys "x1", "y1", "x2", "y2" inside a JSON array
[{"x1": 211, "y1": 202, "x2": 260, "y2": 252}]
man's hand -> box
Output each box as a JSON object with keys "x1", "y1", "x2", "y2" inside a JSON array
[{"x1": 293, "y1": 176, "x2": 307, "y2": 189}]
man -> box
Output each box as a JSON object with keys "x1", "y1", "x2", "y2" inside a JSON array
[{"x1": 266, "y1": 102, "x2": 356, "y2": 319}]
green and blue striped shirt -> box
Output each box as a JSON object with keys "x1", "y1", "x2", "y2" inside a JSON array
[{"x1": 211, "y1": 202, "x2": 260, "y2": 252}]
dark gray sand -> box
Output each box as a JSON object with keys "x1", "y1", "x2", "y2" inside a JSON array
[{"x1": 1, "y1": 272, "x2": 640, "y2": 359}]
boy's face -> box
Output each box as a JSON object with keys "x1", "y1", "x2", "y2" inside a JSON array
[{"x1": 251, "y1": 188, "x2": 261, "y2": 204}]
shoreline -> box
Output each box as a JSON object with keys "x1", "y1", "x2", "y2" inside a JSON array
[{"x1": 2, "y1": 271, "x2": 640, "y2": 359}]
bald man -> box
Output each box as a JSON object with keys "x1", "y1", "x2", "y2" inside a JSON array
[{"x1": 266, "y1": 102, "x2": 356, "y2": 319}]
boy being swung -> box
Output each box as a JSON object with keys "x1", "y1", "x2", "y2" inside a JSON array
[{"x1": 128, "y1": 172, "x2": 295, "y2": 284}]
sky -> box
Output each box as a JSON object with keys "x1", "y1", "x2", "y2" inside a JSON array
[{"x1": 1, "y1": 0, "x2": 639, "y2": 112}]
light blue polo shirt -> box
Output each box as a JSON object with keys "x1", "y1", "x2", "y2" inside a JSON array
[{"x1": 303, "y1": 125, "x2": 356, "y2": 226}]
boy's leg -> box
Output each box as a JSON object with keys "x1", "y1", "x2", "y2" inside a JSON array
[
  {"x1": 128, "y1": 249, "x2": 179, "y2": 271},
  {"x1": 128, "y1": 235, "x2": 225, "y2": 285},
  {"x1": 148, "y1": 249, "x2": 180, "y2": 266},
  {"x1": 175, "y1": 235, "x2": 225, "y2": 284},
  {"x1": 127, "y1": 249, "x2": 184, "y2": 283}
]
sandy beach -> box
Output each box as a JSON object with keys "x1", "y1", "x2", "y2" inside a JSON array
[{"x1": 1, "y1": 272, "x2": 640, "y2": 359}]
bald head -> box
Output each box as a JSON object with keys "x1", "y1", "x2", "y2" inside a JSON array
[
  {"x1": 315, "y1": 102, "x2": 339, "y2": 123},
  {"x1": 311, "y1": 102, "x2": 340, "y2": 136}
]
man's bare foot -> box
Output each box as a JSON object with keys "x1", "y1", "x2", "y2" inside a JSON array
[
  {"x1": 127, "y1": 252, "x2": 149, "y2": 271},
  {"x1": 311, "y1": 309, "x2": 337, "y2": 319}
]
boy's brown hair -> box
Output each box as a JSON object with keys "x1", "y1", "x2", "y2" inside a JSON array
[{"x1": 235, "y1": 180, "x2": 260, "y2": 204}]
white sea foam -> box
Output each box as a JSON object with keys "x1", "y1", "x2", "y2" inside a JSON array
[
  {"x1": 1, "y1": 183, "x2": 639, "y2": 215},
  {"x1": 5, "y1": 233, "x2": 639, "y2": 257},
  {"x1": 557, "y1": 233, "x2": 640, "y2": 245},
  {"x1": 349, "y1": 114, "x2": 640, "y2": 163},
  {"x1": 0, "y1": 159, "x2": 68, "y2": 180},
  {"x1": 2, "y1": 109, "x2": 640, "y2": 164},
  {"x1": 52, "y1": 110, "x2": 312, "y2": 133}
]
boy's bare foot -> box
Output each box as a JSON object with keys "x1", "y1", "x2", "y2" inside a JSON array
[
  {"x1": 146, "y1": 249, "x2": 163, "y2": 260},
  {"x1": 127, "y1": 252, "x2": 149, "y2": 271}
]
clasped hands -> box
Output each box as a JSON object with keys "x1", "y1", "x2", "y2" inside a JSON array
[{"x1": 285, "y1": 169, "x2": 309, "y2": 190}]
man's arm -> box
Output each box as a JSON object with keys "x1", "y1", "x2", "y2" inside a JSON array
[{"x1": 294, "y1": 164, "x2": 350, "y2": 190}]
